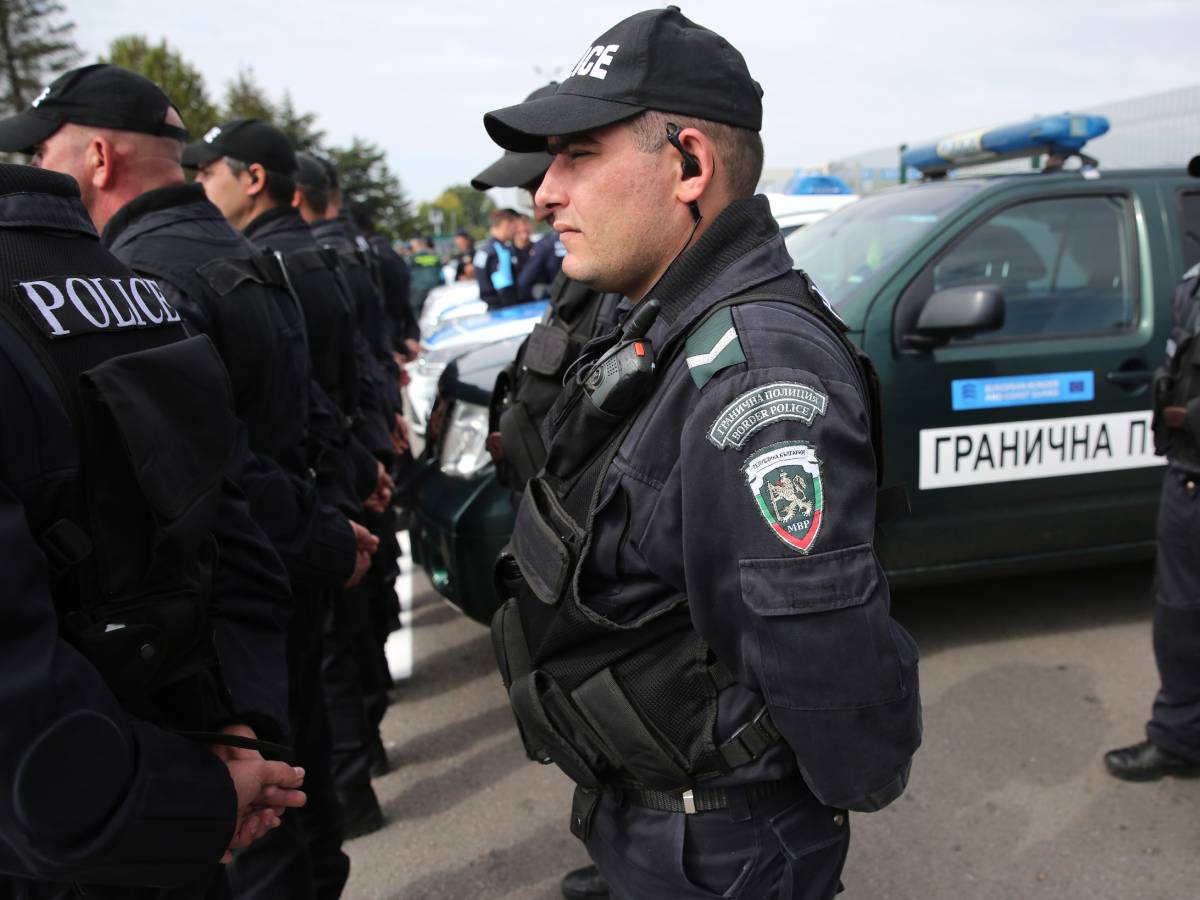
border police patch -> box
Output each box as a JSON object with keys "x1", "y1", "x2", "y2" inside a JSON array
[
  {"x1": 743, "y1": 441, "x2": 824, "y2": 553},
  {"x1": 708, "y1": 381, "x2": 828, "y2": 450}
]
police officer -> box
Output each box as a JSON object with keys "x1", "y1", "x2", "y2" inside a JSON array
[
  {"x1": 405, "y1": 235, "x2": 444, "y2": 316},
  {"x1": 0, "y1": 162, "x2": 306, "y2": 896},
  {"x1": 484, "y1": 9, "x2": 921, "y2": 897},
  {"x1": 450, "y1": 228, "x2": 475, "y2": 281},
  {"x1": 1105, "y1": 154, "x2": 1200, "y2": 782},
  {"x1": 350, "y1": 202, "x2": 422, "y2": 357},
  {"x1": 474, "y1": 208, "x2": 520, "y2": 308},
  {"x1": 185, "y1": 118, "x2": 389, "y2": 897}
]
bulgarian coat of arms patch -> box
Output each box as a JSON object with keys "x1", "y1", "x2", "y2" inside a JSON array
[{"x1": 742, "y1": 441, "x2": 824, "y2": 553}]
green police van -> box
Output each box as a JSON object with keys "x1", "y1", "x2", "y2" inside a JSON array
[{"x1": 412, "y1": 121, "x2": 1200, "y2": 621}]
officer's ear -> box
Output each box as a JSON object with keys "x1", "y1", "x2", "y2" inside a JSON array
[
  {"x1": 670, "y1": 126, "x2": 716, "y2": 210},
  {"x1": 83, "y1": 133, "x2": 117, "y2": 191},
  {"x1": 245, "y1": 162, "x2": 267, "y2": 198}
]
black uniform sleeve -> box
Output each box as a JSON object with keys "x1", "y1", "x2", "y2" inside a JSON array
[
  {"x1": 208, "y1": 452, "x2": 293, "y2": 743},
  {"x1": 0, "y1": 478, "x2": 236, "y2": 884},
  {"x1": 642, "y1": 308, "x2": 921, "y2": 812}
]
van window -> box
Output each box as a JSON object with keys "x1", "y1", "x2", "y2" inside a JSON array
[
  {"x1": 1178, "y1": 190, "x2": 1200, "y2": 271},
  {"x1": 932, "y1": 195, "x2": 1137, "y2": 341}
]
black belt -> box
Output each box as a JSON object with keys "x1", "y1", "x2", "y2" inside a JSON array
[{"x1": 617, "y1": 777, "x2": 803, "y2": 815}]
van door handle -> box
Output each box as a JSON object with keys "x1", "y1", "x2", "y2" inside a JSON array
[{"x1": 1105, "y1": 368, "x2": 1154, "y2": 387}]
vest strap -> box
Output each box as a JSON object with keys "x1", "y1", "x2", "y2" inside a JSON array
[{"x1": 617, "y1": 776, "x2": 806, "y2": 815}]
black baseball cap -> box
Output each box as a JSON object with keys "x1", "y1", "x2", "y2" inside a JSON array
[
  {"x1": 0, "y1": 63, "x2": 189, "y2": 154},
  {"x1": 1189, "y1": 155, "x2": 1200, "y2": 178},
  {"x1": 182, "y1": 118, "x2": 297, "y2": 175},
  {"x1": 294, "y1": 152, "x2": 329, "y2": 189},
  {"x1": 472, "y1": 83, "x2": 558, "y2": 190},
  {"x1": 484, "y1": 7, "x2": 763, "y2": 153}
]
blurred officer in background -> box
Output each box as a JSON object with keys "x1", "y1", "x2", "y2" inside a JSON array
[
  {"x1": 351, "y1": 202, "x2": 421, "y2": 358},
  {"x1": 406, "y1": 234, "x2": 444, "y2": 316},
  {"x1": 1106, "y1": 154, "x2": 1200, "y2": 783},
  {"x1": 485, "y1": 9, "x2": 920, "y2": 898},
  {"x1": 451, "y1": 228, "x2": 475, "y2": 281},
  {"x1": 293, "y1": 150, "x2": 398, "y2": 839},
  {"x1": 0, "y1": 157, "x2": 305, "y2": 897},
  {"x1": 474, "y1": 207, "x2": 520, "y2": 308}
]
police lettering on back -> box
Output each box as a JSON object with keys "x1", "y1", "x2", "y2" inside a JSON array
[
  {"x1": 567, "y1": 44, "x2": 620, "y2": 79},
  {"x1": 14, "y1": 275, "x2": 182, "y2": 339}
]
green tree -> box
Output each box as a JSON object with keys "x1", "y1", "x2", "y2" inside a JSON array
[
  {"x1": 327, "y1": 137, "x2": 415, "y2": 240},
  {"x1": 0, "y1": 0, "x2": 80, "y2": 114},
  {"x1": 418, "y1": 184, "x2": 495, "y2": 239},
  {"x1": 103, "y1": 35, "x2": 218, "y2": 138},
  {"x1": 275, "y1": 92, "x2": 323, "y2": 152},
  {"x1": 222, "y1": 67, "x2": 273, "y2": 122}
]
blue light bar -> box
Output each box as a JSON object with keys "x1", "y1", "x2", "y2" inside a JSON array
[
  {"x1": 784, "y1": 174, "x2": 854, "y2": 195},
  {"x1": 902, "y1": 114, "x2": 1110, "y2": 175}
]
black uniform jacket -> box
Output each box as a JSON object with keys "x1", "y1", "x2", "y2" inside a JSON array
[
  {"x1": 244, "y1": 206, "x2": 380, "y2": 511},
  {"x1": 579, "y1": 196, "x2": 921, "y2": 811},
  {"x1": 311, "y1": 216, "x2": 397, "y2": 462},
  {"x1": 103, "y1": 186, "x2": 356, "y2": 589},
  {"x1": 0, "y1": 171, "x2": 289, "y2": 887}
]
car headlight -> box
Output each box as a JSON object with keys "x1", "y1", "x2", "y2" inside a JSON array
[
  {"x1": 406, "y1": 358, "x2": 446, "y2": 431},
  {"x1": 439, "y1": 401, "x2": 491, "y2": 478}
]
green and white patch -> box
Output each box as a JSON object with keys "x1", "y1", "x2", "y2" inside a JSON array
[
  {"x1": 743, "y1": 441, "x2": 825, "y2": 553},
  {"x1": 708, "y1": 381, "x2": 828, "y2": 450},
  {"x1": 685, "y1": 307, "x2": 746, "y2": 389}
]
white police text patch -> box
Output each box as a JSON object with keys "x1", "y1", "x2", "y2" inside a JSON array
[{"x1": 10, "y1": 276, "x2": 181, "y2": 340}]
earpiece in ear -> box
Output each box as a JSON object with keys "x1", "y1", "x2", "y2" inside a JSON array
[{"x1": 665, "y1": 122, "x2": 701, "y2": 179}]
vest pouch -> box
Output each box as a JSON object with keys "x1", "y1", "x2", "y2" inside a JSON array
[
  {"x1": 571, "y1": 667, "x2": 690, "y2": 788},
  {"x1": 79, "y1": 336, "x2": 235, "y2": 593},
  {"x1": 62, "y1": 578, "x2": 218, "y2": 724},
  {"x1": 509, "y1": 669, "x2": 615, "y2": 789},
  {"x1": 523, "y1": 322, "x2": 571, "y2": 376},
  {"x1": 498, "y1": 400, "x2": 547, "y2": 490},
  {"x1": 511, "y1": 478, "x2": 584, "y2": 606},
  {"x1": 490, "y1": 596, "x2": 532, "y2": 690},
  {"x1": 544, "y1": 388, "x2": 626, "y2": 481}
]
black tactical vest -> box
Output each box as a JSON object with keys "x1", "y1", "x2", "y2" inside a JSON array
[
  {"x1": 492, "y1": 270, "x2": 884, "y2": 792},
  {"x1": 1153, "y1": 264, "x2": 1200, "y2": 469},
  {"x1": 491, "y1": 274, "x2": 616, "y2": 497},
  {"x1": 277, "y1": 245, "x2": 362, "y2": 418},
  {"x1": 0, "y1": 166, "x2": 238, "y2": 729},
  {"x1": 118, "y1": 230, "x2": 310, "y2": 472}
]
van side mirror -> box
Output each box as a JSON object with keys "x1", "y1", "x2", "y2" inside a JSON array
[{"x1": 903, "y1": 285, "x2": 1005, "y2": 350}]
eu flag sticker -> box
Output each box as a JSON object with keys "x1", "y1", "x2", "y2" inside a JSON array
[{"x1": 951, "y1": 371, "x2": 1095, "y2": 411}]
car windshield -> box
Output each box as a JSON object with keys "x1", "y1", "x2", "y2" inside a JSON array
[{"x1": 784, "y1": 182, "x2": 983, "y2": 308}]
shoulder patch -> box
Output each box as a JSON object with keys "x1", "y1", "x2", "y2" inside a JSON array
[
  {"x1": 743, "y1": 441, "x2": 824, "y2": 553},
  {"x1": 472, "y1": 248, "x2": 489, "y2": 268},
  {"x1": 9, "y1": 275, "x2": 182, "y2": 340},
  {"x1": 685, "y1": 307, "x2": 746, "y2": 388},
  {"x1": 708, "y1": 381, "x2": 829, "y2": 449}
]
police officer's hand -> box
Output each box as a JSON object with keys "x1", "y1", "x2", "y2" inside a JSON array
[
  {"x1": 485, "y1": 431, "x2": 504, "y2": 462},
  {"x1": 220, "y1": 760, "x2": 306, "y2": 863},
  {"x1": 345, "y1": 520, "x2": 380, "y2": 587},
  {"x1": 364, "y1": 461, "x2": 393, "y2": 513},
  {"x1": 392, "y1": 413, "x2": 410, "y2": 455},
  {"x1": 211, "y1": 722, "x2": 262, "y2": 763}
]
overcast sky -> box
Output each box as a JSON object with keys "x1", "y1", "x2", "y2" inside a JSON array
[{"x1": 71, "y1": 0, "x2": 1196, "y2": 203}]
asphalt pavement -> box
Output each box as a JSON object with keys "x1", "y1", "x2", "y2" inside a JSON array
[{"x1": 343, "y1": 550, "x2": 1199, "y2": 899}]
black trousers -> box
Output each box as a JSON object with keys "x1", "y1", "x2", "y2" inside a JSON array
[
  {"x1": 584, "y1": 788, "x2": 848, "y2": 900},
  {"x1": 322, "y1": 598, "x2": 379, "y2": 813},
  {"x1": 230, "y1": 588, "x2": 349, "y2": 900},
  {"x1": 1147, "y1": 468, "x2": 1200, "y2": 762}
]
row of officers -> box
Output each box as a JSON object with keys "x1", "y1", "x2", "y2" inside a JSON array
[{"x1": 0, "y1": 63, "x2": 416, "y2": 898}]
